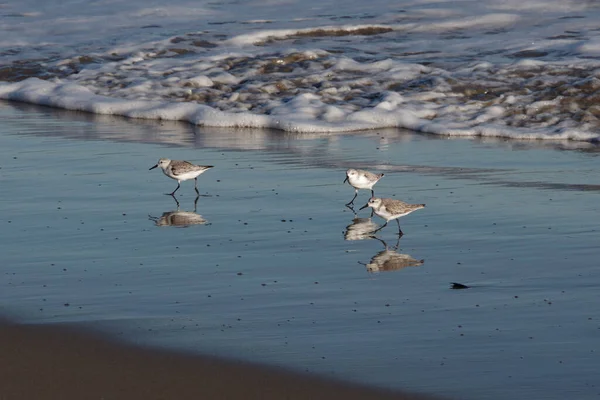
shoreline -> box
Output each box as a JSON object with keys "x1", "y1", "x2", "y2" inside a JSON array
[{"x1": 0, "y1": 319, "x2": 440, "y2": 400}]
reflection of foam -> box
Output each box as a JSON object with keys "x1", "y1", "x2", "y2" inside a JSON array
[
  {"x1": 344, "y1": 216, "x2": 379, "y2": 241},
  {"x1": 149, "y1": 210, "x2": 208, "y2": 227},
  {"x1": 191, "y1": 126, "x2": 336, "y2": 150},
  {"x1": 5, "y1": 101, "x2": 600, "y2": 193}
]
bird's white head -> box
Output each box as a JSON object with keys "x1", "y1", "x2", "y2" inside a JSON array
[
  {"x1": 344, "y1": 168, "x2": 358, "y2": 184},
  {"x1": 367, "y1": 197, "x2": 382, "y2": 208},
  {"x1": 346, "y1": 169, "x2": 358, "y2": 178},
  {"x1": 149, "y1": 158, "x2": 171, "y2": 171},
  {"x1": 359, "y1": 197, "x2": 381, "y2": 210}
]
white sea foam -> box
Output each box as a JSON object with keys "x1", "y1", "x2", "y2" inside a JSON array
[
  {"x1": 1, "y1": 77, "x2": 597, "y2": 142},
  {"x1": 2, "y1": 0, "x2": 600, "y2": 141}
]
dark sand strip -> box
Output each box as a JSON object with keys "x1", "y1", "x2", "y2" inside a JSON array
[{"x1": 0, "y1": 320, "x2": 440, "y2": 400}]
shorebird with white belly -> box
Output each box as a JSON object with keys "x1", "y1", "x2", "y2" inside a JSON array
[
  {"x1": 343, "y1": 168, "x2": 384, "y2": 206},
  {"x1": 360, "y1": 197, "x2": 425, "y2": 237},
  {"x1": 149, "y1": 158, "x2": 213, "y2": 196}
]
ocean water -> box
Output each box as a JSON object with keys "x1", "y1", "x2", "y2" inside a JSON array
[{"x1": 2, "y1": 0, "x2": 600, "y2": 139}]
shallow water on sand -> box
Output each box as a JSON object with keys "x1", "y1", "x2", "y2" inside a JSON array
[{"x1": 1, "y1": 101, "x2": 599, "y2": 400}]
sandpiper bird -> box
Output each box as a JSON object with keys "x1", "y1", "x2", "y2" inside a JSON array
[
  {"x1": 360, "y1": 197, "x2": 425, "y2": 236},
  {"x1": 149, "y1": 158, "x2": 213, "y2": 196},
  {"x1": 343, "y1": 168, "x2": 384, "y2": 206}
]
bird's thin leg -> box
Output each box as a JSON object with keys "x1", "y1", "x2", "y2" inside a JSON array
[
  {"x1": 372, "y1": 221, "x2": 388, "y2": 234},
  {"x1": 370, "y1": 209, "x2": 374, "y2": 218},
  {"x1": 193, "y1": 194, "x2": 199, "y2": 212},
  {"x1": 396, "y1": 219, "x2": 404, "y2": 237},
  {"x1": 371, "y1": 189, "x2": 375, "y2": 197},
  {"x1": 345, "y1": 190, "x2": 358, "y2": 206},
  {"x1": 168, "y1": 182, "x2": 181, "y2": 196},
  {"x1": 194, "y1": 177, "x2": 200, "y2": 195}
]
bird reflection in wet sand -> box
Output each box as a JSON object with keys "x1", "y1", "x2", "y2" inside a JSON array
[
  {"x1": 359, "y1": 237, "x2": 424, "y2": 273},
  {"x1": 343, "y1": 213, "x2": 380, "y2": 241},
  {"x1": 148, "y1": 195, "x2": 208, "y2": 227}
]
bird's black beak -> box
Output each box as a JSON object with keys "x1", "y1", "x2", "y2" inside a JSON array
[
  {"x1": 359, "y1": 203, "x2": 369, "y2": 210},
  {"x1": 149, "y1": 164, "x2": 158, "y2": 170},
  {"x1": 343, "y1": 176, "x2": 348, "y2": 183}
]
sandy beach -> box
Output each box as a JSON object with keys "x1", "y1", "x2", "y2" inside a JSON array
[{"x1": 0, "y1": 319, "x2": 438, "y2": 400}]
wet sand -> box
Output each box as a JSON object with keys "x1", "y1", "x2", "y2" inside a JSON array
[
  {"x1": 1, "y1": 101, "x2": 600, "y2": 400},
  {"x1": 0, "y1": 319, "x2": 436, "y2": 400}
]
